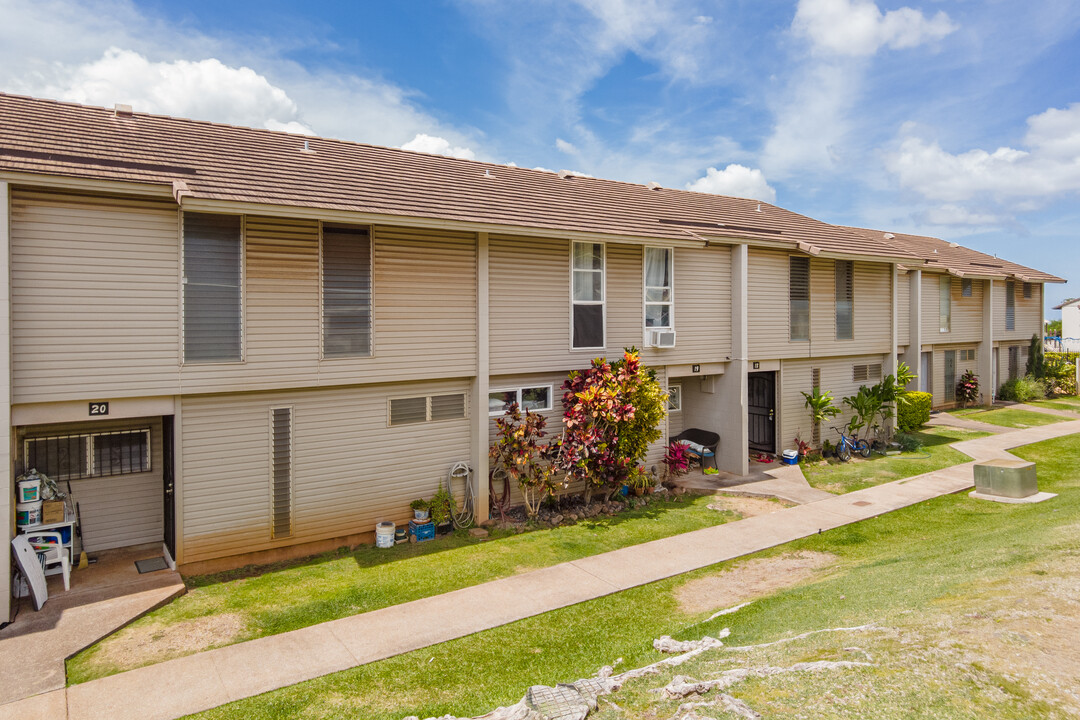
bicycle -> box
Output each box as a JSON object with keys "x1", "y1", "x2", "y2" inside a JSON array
[{"x1": 831, "y1": 426, "x2": 870, "y2": 462}]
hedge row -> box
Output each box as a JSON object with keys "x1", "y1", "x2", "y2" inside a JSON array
[{"x1": 898, "y1": 391, "x2": 932, "y2": 432}]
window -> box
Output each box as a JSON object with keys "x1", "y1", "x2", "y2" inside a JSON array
[
  {"x1": 390, "y1": 393, "x2": 468, "y2": 426},
  {"x1": 322, "y1": 224, "x2": 372, "y2": 358},
  {"x1": 835, "y1": 260, "x2": 854, "y2": 340},
  {"x1": 24, "y1": 429, "x2": 150, "y2": 481},
  {"x1": 183, "y1": 212, "x2": 242, "y2": 362},
  {"x1": 667, "y1": 385, "x2": 681, "y2": 412},
  {"x1": 1008, "y1": 345, "x2": 1020, "y2": 380},
  {"x1": 644, "y1": 247, "x2": 673, "y2": 329},
  {"x1": 789, "y1": 256, "x2": 810, "y2": 341},
  {"x1": 939, "y1": 275, "x2": 951, "y2": 333},
  {"x1": 962, "y1": 278, "x2": 972, "y2": 297},
  {"x1": 960, "y1": 348, "x2": 976, "y2": 362},
  {"x1": 488, "y1": 386, "x2": 553, "y2": 416},
  {"x1": 270, "y1": 407, "x2": 293, "y2": 539},
  {"x1": 1023, "y1": 282, "x2": 1033, "y2": 299},
  {"x1": 944, "y1": 350, "x2": 957, "y2": 402},
  {"x1": 572, "y1": 242, "x2": 605, "y2": 349},
  {"x1": 853, "y1": 363, "x2": 882, "y2": 383},
  {"x1": 1006, "y1": 281, "x2": 1015, "y2": 331}
]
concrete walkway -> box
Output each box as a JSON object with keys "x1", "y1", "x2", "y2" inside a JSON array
[
  {"x1": 1017, "y1": 402, "x2": 1080, "y2": 419},
  {"x1": 926, "y1": 412, "x2": 1013, "y2": 434},
  {"x1": 4, "y1": 420, "x2": 1079, "y2": 720},
  {"x1": 676, "y1": 461, "x2": 834, "y2": 504}
]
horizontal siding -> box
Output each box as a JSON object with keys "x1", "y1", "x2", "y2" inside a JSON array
[
  {"x1": 922, "y1": 274, "x2": 983, "y2": 344},
  {"x1": 748, "y1": 249, "x2": 807, "y2": 359},
  {"x1": 929, "y1": 344, "x2": 980, "y2": 408},
  {"x1": 180, "y1": 379, "x2": 472, "y2": 564},
  {"x1": 780, "y1": 354, "x2": 888, "y2": 452},
  {"x1": 11, "y1": 190, "x2": 182, "y2": 403},
  {"x1": 16, "y1": 417, "x2": 163, "y2": 553},
  {"x1": 995, "y1": 282, "x2": 1042, "y2": 342},
  {"x1": 490, "y1": 237, "x2": 731, "y2": 375}
]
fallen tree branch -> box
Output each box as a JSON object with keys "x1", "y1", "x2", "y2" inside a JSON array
[
  {"x1": 721, "y1": 623, "x2": 881, "y2": 652},
  {"x1": 657, "y1": 661, "x2": 874, "y2": 700}
]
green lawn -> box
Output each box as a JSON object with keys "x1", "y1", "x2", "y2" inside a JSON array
[
  {"x1": 189, "y1": 431, "x2": 1080, "y2": 720},
  {"x1": 1028, "y1": 396, "x2": 1080, "y2": 413},
  {"x1": 801, "y1": 426, "x2": 985, "y2": 494},
  {"x1": 68, "y1": 494, "x2": 735, "y2": 683},
  {"x1": 947, "y1": 406, "x2": 1069, "y2": 428}
]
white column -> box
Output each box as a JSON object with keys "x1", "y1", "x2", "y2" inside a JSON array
[
  {"x1": 713, "y1": 243, "x2": 748, "y2": 475},
  {"x1": 980, "y1": 279, "x2": 995, "y2": 404},
  {"x1": 1, "y1": 182, "x2": 11, "y2": 623},
  {"x1": 887, "y1": 263, "x2": 898, "y2": 376},
  {"x1": 172, "y1": 395, "x2": 184, "y2": 565},
  {"x1": 902, "y1": 269, "x2": 923, "y2": 391},
  {"x1": 470, "y1": 232, "x2": 490, "y2": 523}
]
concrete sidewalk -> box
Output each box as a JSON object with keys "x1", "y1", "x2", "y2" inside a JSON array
[{"x1": 5, "y1": 419, "x2": 1078, "y2": 720}]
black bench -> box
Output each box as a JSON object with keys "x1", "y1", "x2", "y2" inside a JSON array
[{"x1": 672, "y1": 429, "x2": 720, "y2": 471}]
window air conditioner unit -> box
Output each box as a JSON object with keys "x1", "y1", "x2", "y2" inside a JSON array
[{"x1": 648, "y1": 329, "x2": 676, "y2": 348}]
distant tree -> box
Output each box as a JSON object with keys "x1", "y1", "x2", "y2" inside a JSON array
[
  {"x1": 1046, "y1": 319, "x2": 1062, "y2": 336},
  {"x1": 1027, "y1": 334, "x2": 1046, "y2": 379}
]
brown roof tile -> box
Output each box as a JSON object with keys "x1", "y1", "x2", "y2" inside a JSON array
[{"x1": 0, "y1": 93, "x2": 919, "y2": 261}]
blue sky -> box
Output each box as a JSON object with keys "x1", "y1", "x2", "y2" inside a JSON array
[{"x1": 2, "y1": 0, "x2": 1078, "y2": 314}]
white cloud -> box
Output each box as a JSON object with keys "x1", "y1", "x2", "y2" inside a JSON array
[
  {"x1": 400, "y1": 133, "x2": 476, "y2": 160},
  {"x1": 887, "y1": 104, "x2": 1080, "y2": 204},
  {"x1": 792, "y1": 0, "x2": 956, "y2": 57},
  {"x1": 686, "y1": 164, "x2": 777, "y2": 203},
  {"x1": 555, "y1": 138, "x2": 579, "y2": 155},
  {"x1": 918, "y1": 204, "x2": 1005, "y2": 228}
]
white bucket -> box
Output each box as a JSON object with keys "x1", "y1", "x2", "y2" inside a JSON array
[
  {"x1": 16, "y1": 500, "x2": 43, "y2": 527},
  {"x1": 17, "y1": 477, "x2": 41, "y2": 503},
  {"x1": 375, "y1": 521, "x2": 396, "y2": 549}
]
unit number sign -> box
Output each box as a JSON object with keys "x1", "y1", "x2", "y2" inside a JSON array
[{"x1": 89, "y1": 402, "x2": 110, "y2": 416}]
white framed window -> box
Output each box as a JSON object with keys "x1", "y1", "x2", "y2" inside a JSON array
[
  {"x1": 789, "y1": 256, "x2": 810, "y2": 341},
  {"x1": 961, "y1": 278, "x2": 972, "y2": 297},
  {"x1": 644, "y1": 247, "x2": 674, "y2": 330},
  {"x1": 321, "y1": 223, "x2": 372, "y2": 358},
  {"x1": 939, "y1": 275, "x2": 952, "y2": 333},
  {"x1": 183, "y1": 212, "x2": 243, "y2": 363},
  {"x1": 960, "y1": 348, "x2": 976, "y2": 362},
  {"x1": 389, "y1": 394, "x2": 468, "y2": 426},
  {"x1": 835, "y1": 260, "x2": 854, "y2": 340},
  {"x1": 488, "y1": 386, "x2": 553, "y2": 416},
  {"x1": 667, "y1": 385, "x2": 682, "y2": 412},
  {"x1": 24, "y1": 429, "x2": 151, "y2": 481},
  {"x1": 1006, "y1": 281, "x2": 1016, "y2": 331},
  {"x1": 572, "y1": 241, "x2": 605, "y2": 349}
]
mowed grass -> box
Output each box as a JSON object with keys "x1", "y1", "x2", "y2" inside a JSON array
[
  {"x1": 802, "y1": 426, "x2": 986, "y2": 494},
  {"x1": 948, "y1": 406, "x2": 1069, "y2": 428},
  {"x1": 190, "y1": 432, "x2": 1080, "y2": 720},
  {"x1": 1029, "y1": 396, "x2": 1080, "y2": 413},
  {"x1": 67, "y1": 493, "x2": 734, "y2": 683}
]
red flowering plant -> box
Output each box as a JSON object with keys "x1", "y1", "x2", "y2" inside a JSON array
[
  {"x1": 549, "y1": 349, "x2": 667, "y2": 502},
  {"x1": 489, "y1": 402, "x2": 557, "y2": 517},
  {"x1": 662, "y1": 441, "x2": 692, "y2": 480},
  {"x1": 956, "y1": 370, "x2": 980, "y2": 407}
]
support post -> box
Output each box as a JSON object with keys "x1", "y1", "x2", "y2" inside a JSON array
[
  {"x1": 886, "y1": 264, "x2": 898, "y2": 432},
  {"x1": 713, "y1": 243, "x2": 748, "y2": 475},
  {"x1": 0, "y1": 182, "x2": 11, "y2": 624},
  {"x1": 470, "y1": 232, "x2": 490, "y2": 523},
  {"x1": 902, "y1": 269, "x2": 922, "y2": 391}
]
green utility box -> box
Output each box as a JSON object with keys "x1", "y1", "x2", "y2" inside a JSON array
[{"x1": 973, "y1": 459, "x2": 1038, "y2": 499}]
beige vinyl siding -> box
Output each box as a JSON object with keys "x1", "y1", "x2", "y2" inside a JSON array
[
  {"x1": 928, "y1": 344, "x2": 979, "y2": 408},
  {"x1": 995, "y1": 342, "x2": 1030, "y2": 384},
  {"x1": 749, "y1": 250, "x2": 892, "y2": 360},
  {"x1": 490, "y1": 237, "x2": 731, "y2": 375},
  {"x1": 897, "y1": 270, "x2": 910, "y2": 346},
  {"x1": 995, "y1": 282, "x2": 1042, "y2": 342},
  {"x1": 10, "y1": 190, "x2": 182, "y2": 404},
  {"x1": 180, "y1": 379, "x2": 471, "y2": 564},
  {"x1": 779, "y1": 355, "x2": 887, "y2": 452},
  {"x1": 17, "y1": 417, "x2": 163, "y2": 553},
  {"x1": 922, "y1": 274, "x2": 984, "y2": 344}
]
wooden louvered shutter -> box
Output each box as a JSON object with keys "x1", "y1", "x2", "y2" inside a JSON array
[
  {"x1": 835, "y1": 260, "x2": 854, "y2": 340},
  {"x1": 789, "y1": 256, "x2": 810, "y2": 341},
  {"x1": 183, "y1": 212, "x2": 242, "y2": 362},
  {"x1": 1006, "y1": 282, "x2": 1016, "y2": 331},
  {"x1": 271, "y1": 407, "x2": 293, "y2": 539},
  {"x1": 322, "y1": 225, "x2": 372, "y2": 357}
]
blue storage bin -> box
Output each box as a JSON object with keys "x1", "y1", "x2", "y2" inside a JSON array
[{"x1": 409, "y1": 519, "x2": 435, "y2": 542}]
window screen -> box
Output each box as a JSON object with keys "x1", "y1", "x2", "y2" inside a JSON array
[
  {"x1": 391, "y1": 394, "x2": 467, "y2": 425},
  {"x1": 520, "y1": 387, "x2": 551, "y2": 412},
  {"x1": 835, "y1": 260, "x2": 853, "y2": 340},
  {"x1": 789, "y1": 256, "x2": 810, "y2": 341},
  {"x1": 1023, "y1": 282, "x2": 1032, "y2": 299},
  {"x1": 430, "y1": 394, "x2": 466, "y2": 421},
  {"x1": 644, "y1": 247, "x2": 673, "y2": 329},
  {"x1": 390, "y1": 397, "x2": 428, "y2": 426},
  {"x1": 667, "y1": 385, "x2": 681, "y2": 412},
  {"x1": 962, "y1": 278, "x2": 972, "y2": 297},
  {"x1": 322, "y1": 225, "x2": 372, "y2": 357},
  {"x1": 1006, "y1": 281, "x2": 1015, "y2": 331},
  {"x1": 572, "y1": 242, "x2": 604, "y2": 348},
  {"x1": 271, "y1": 407, "x2": 293, "y2": 539},
  {"x1": 183, "y1": 212, "x2": 242, "y2": 362},
  {"x1": 939, "y1": 276, "x2": 951, "y2": 333}
]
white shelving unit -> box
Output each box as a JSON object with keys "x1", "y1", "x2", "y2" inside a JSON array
[{"x1": 18, "y1": 506, "x2": 76, "y2": 577}]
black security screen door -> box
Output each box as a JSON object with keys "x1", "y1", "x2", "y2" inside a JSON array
[
  {"x1": 162, "y1": 416, "x2": 176, "y2": 559},
  {"x1": 748, "y1": 371, "x2": 776, "y2": 453}
]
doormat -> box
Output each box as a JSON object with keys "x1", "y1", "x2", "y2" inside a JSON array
[{"x1": 135, "y1": 557, "x2": 169, "y2": 574}]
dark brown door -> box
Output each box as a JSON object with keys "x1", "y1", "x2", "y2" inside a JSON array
[
  {"x1": 162, "y1": 415, "x2": 176, "y2": 559},
  {"x1": 748, "y1": 371, "x2": 776, "y2": 453}
]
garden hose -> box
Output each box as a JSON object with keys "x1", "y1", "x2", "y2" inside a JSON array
[{"x1": 448, "y1": 462, "x2": 475, "y2": 529}]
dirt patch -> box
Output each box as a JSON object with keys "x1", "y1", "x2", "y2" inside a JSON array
[
  {"x1": 91, "y1": 613, "x2": 247, "y2": 670},
  {"x1": 707, "y1": 496, "x2": 792, "y2": 518},
  {"x1": 675, "y1": 551, "x2": 838, "y2": 616}
]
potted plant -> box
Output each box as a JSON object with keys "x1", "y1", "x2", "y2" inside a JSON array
[
  {"x1": 428, "y1": 482, "x2": 455, "y2": 532},
  {"x1": 409, "y1": 498, "x2": 430, "y2": 521}
]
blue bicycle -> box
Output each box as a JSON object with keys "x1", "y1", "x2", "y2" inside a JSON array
[{"x1": 832, "y1": 426, "x2": 870, "y2": 462}]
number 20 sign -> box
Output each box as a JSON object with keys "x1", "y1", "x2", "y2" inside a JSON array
[{"x1": 89, "y1": 402, "x2": 110, "y2": 416}]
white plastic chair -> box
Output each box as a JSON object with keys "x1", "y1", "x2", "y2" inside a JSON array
[{"x1": 22, "y1": 531, "x2": 70, "y2": 591}]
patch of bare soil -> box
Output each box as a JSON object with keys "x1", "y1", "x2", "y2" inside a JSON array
[
  {"x1": 675, "y1": 551, "x2": 837, "y2": 616},
  {"x1": 707, "y1": 496, "x2": 791, "y2": 519},
  {"x1": 93, "y1": 613, "x2": 247, "y2": 670}
]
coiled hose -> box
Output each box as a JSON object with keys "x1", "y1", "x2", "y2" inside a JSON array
[{"x1": 448, "y1": 462, "x2": 475, "y2": 529}]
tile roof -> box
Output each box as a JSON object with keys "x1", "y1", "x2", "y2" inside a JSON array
[
  {"x1": 1053, "y1": 298, "x2": 1079, "y2": 310},
  {"x1": 842, "y1": 227, "x2": 1064, "y2": 284},
  {"x1": 0, "y1": 92, "x2": 919, "y2": 261}
]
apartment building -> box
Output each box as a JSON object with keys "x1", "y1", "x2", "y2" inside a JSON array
[{"x1": 0, "y1": 94, "x2": 1062, "y2": 620}]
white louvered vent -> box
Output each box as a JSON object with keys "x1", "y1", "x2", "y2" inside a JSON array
[
  {"x1": 390, "y1": 394, "x2": 467, "y2": 426},
  {"x1": 270, "y1": 406, "x2": 293, "y2": 540},
  {"x1": 853, "y1": 364, "x2": 882, "y2": 383}
]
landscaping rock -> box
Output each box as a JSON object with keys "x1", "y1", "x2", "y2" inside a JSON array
[
  {"x1": 468, "y1": 528, "x2": 489, "y2": 538},
  {"x1": 550, "y1": 514, "x2": 563, "y2": 526}
]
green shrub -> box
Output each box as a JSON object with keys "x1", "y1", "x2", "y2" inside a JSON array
[
  {"x1": 998, "y1": 375, "x2": 1047, "y2": 403},
  {"x1": 1045, "y1": 352, "x2": 1078, "y2": 396},
  {"x1": 893, "y1": 432, "x2": 923, "y2": 453},
  {"x1": 897, "y1": 391, "x2": 931, "y2": 431}
]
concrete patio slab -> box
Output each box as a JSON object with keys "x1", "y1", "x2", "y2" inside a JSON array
[
  {"x1": 969, "y1": 490, "x2": 1058, "y2": 504},
  {"x1": 0, "y1": 688, "x2": 65, "y2": 720}
]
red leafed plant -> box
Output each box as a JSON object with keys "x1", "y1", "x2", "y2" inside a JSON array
[
  {"x1": 662, "y1": 441, "x2": 692, "y2": 480},
  {"x1": 489, "y1": 402, "x2": 557, "y2": 517},
  {"x1": 956, "y1": 370, "x2": 980, "y2": 407}
]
